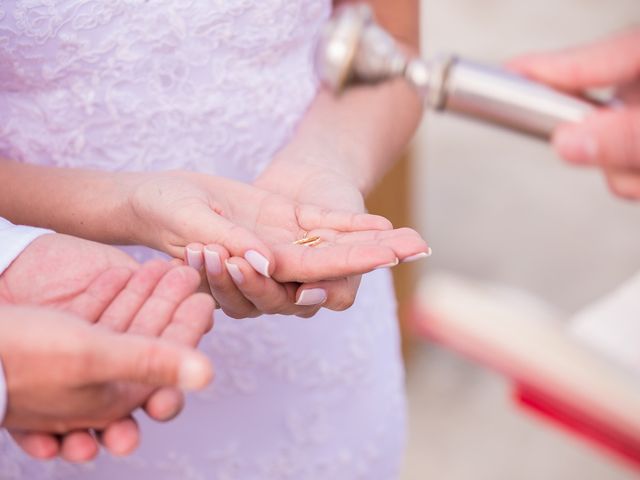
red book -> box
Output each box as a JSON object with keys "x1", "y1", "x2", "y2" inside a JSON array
[{"x1": 411, "y1": 273, "x2": 640, "y2": 471}]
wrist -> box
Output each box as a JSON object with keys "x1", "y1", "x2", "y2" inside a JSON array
[
  {"x1": 122, "y1": 170, "x2": 168, "y2": 249},
  {"x1": 261, "y1": 139, "x2": 372, "y2": 196},
  {"x1": 257, "y1": 158, "x2": 367, "y2": 214}
]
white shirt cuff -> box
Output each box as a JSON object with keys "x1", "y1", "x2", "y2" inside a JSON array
[
  {"x1": 0, "y1": 217, "x2": 54, "y2": 426},
  {"x1": 0, "y1": 218, "x2": 54, "y2": 275}
]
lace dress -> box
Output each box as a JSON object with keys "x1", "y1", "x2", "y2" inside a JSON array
[{"x1": 0, "y1": 2, "x2": 406, "y2": 479}]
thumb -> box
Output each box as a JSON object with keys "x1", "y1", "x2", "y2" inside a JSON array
[
  {"x1": 552, "y1": 107, "x2": 640, "y2": 170},
  {"x1": 89, "y1": 331, "x2": 214, "y2": 391},
  {"x1": 507, "y1": 29, "x2": 640, "y2": 91}
]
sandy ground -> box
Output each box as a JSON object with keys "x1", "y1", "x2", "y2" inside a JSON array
[{"x1": 402, "y1": 1, "x2": 640, "y2": 478}]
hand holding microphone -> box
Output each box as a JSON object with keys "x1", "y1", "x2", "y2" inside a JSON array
[{"x1": 510, "y1": 28, "x2": 640, "y2": 200}]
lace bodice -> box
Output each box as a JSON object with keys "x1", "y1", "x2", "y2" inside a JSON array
[
  {"x1": 0, "y1": 2, "x2": 406, "y2": 479},
  {"x1": 0, "y1": 0, "x2": 326, "y2": 180}
]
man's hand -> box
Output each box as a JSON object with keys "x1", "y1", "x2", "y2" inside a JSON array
[
  {"x1": 0, "y1": 234, "x2": 215, "y2": 462},
  {"x1": 509, "y1": 28, "x2": 640, "y2": 199},
  {"x1": 0, "y1": 305, "x2": 213, "y2": 432}
]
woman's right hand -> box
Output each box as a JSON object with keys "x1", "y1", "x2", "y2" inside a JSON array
[
  {"x1": 179, "y1": 159, "x2": 432, "y2": 319},
  {"x1": 127, "y1": 170, "x2": 429, "y2": 283}
]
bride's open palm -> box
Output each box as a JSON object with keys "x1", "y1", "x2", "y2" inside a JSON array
[
  {"x1": 178, "y1": 153, "x2": 430, "y2": 318},
  {"x1": 129, "y1": 170, "x2": 427, "y2": 283}
]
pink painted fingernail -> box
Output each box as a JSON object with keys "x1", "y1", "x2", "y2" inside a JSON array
[
  {"x1": 225, "y1": 261, "x2": 244, "y2": 285},
  {"x1": 554, "y1": 127, "x2": 599, "y2": 165},
  {"x1": 186, "y1": 246, "x2": 203, "y2": 271},
  {"x1": 244, "y1": 250, "x2": 271, "y2": 278},
  {"x1": 296, "y1": 288, "x2": 327, "y2": 306},
  {"x1": 402, "y1": 248, "x2": 433, "y2": 263},
  {"x1": 204, "y1": 247, "x2": 222, "y2": 275},
  {"x1": 375, "y1": 258, "x2": 400, "y2": 270}
]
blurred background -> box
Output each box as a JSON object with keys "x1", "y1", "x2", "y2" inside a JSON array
[{"x1": 367, "y1": 0, "x2": 640, "y2": 478}]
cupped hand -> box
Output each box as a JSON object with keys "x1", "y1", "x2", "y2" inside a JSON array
[
  {"x1": 187, "y1": 158, "x2": 430, "y2": 319},
  {"x1": 508, "y1": 28, "x2": 640, "y2": 199},
  {"x1": 128, "y1": 170, "x2": 428, "y2": 282},
  {"x1": 0, "y1": 305, "x2": 212, "y2": 432},
  {"x1": 0, "y1": 234, "x2": 215, "y2": 462}
]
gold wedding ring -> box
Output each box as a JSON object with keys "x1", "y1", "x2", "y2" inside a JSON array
[{"x1": 293, "y1": 234, "x2": 322, "y2": 247}]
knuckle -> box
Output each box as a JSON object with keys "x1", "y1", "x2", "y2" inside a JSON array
[
  {"x1": 295, "y1": 308, "x2": 319, "y2": 319},
  {"x1": 136, "y1": 342, "x2": 170, "y2": 385},
  {"x1": 262, "y1": 306, "x2": 281, "y2": 315},
  {"x1": 222, "y1": 307, "x2": 258, "y2": 319},
  {"x1": 261, "y1": 299, "x2": 289, "y2": 315},
  {"x1": 332, "y1": 294, "x2": 355, "y2": 312}
]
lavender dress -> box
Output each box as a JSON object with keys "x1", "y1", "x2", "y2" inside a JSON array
[{"x1": 0, "y1": 2, "x2": 406, "y2": 478}]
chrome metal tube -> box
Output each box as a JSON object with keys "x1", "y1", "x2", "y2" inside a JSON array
[{"x1": 438, "y1": 57, "x2": 597, "y2": 139}]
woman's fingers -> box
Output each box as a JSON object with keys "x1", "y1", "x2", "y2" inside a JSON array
[
  {"x1": 177, "y1": 204, "x2": 275, "y2": 278},
  {"x1": 552, "y1": 107, "x2": 640, "y2": 171},
  {"x1": 296, "y1": 276, "x2": 362, "y2": 313},
  {"x1": 225, "y1": 256, "x2": 320, "y2": 316},
  {"x1": 272, "y1": 227, "x2": 429, "y2": 283},
  {"x1": 295, "y1": 204, "x2": 393, "y2": 232},
  {"x1": 272, "y1": 242, "x2": 396, "y2": 283},
  {"x1": 202, "y1": 244, "x2": 259, "y2": 319},
  {"x1": 97, "y1": 260, "x2": 174, "y2": 332},
  {"x1": 507, "y1": 28, "x2": 640, "y2": 91},
  {"x1": 329, "y1": 227, "x2": 430, "y2": 261}
]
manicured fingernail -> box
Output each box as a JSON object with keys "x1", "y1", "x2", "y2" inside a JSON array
[
  {"x1": 204, "y1": 247, "x2": 222, "y2": 275},
  {"x1": 225, "y1": 261, "x2": 244, "y2": 285},
  {"x1": 375, "y1": 258, "x2": 400, "y2": 270},
  {"x1": 186, "y1": 246, "x2": 203, "y2": 271},
  {"x1": 296, "y1": 288, "x2": 327, "y2": 306},
  {"x1": 178, "y1": 356, "x2": 212, "y2": 391},
  {"x1": 554, "y1": 128, "x2": 598, "y2": 165},
  {"x1": 402, "y1": 248, "x2": 433, "y2": 263},
  {"x1": 244, "y1": 250, "x2": 270, "y2": 278}
]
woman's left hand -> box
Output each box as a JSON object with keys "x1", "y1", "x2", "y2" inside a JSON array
[{"x1": 188, "y1": 156, "x2": 429, "y2": 319}]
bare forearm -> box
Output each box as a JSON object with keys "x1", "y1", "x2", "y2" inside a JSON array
[
  {"x1": 281, "y1": 83, "x2": 422, "y2": 194},
  {"x1": 266, "y1": 0, "x2": 422, "y2": 195},
  {"x1": 0, "y1": 160, "x2": 138, "y2": 244}
]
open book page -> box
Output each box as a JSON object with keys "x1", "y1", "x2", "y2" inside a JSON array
[
  {"x1": 571, "y1": 272, "x2": 640, "y2": 377},
  {"x1": 412, "y1": 271, "x2": 640, "y2": 467}
]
